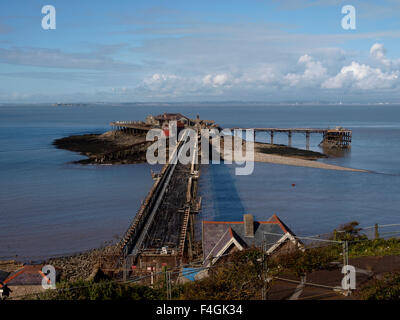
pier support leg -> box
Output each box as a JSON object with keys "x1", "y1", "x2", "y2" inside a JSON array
[
  {"x1": 187, "y1": 225, "x2": 193, "y2": 260},
  {"x1": 306, "y1": 132, "x2": 310, "y2": 150},
  {"x1": 288, "y1": 131, "x2": 292, "y2": 147},
  {"x1": 270, "y1": 132, "x2": 274, "y2": 145}
]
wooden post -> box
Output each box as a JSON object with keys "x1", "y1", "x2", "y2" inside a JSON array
[
  {"x1": 374, "y1": 224, "x2": 379, "y2": 239},
  {"x1": 123, "y1": 257, "x2": 127, "y2": 281},
  {"x1": 306, "y1": 132, "x2": 310, "y2": 150},
  {"x1": 270, "y1": 131, "x2": 274, "y2": 145},
  {"x1": 288, "y1": 131, "x2": 292, "y2": 147},
  {"x1": 187, "y1": 223, "x2": 193, "y2": 260}
]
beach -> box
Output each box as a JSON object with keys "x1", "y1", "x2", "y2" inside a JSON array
[{"x1": 221, "y1": 137, "x2": 367, "y2": 173}]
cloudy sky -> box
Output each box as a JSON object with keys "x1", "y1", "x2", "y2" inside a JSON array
[{"x1": 1, "y1": 0, "x2": 400, "y2": 103}]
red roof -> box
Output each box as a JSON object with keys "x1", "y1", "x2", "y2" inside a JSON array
[
  {"x1": 203, "y1": 214, "x2": 289, "y2": 234},
  {"x1": 0, "y1": 265, "x2": 53, "y2": 287}
]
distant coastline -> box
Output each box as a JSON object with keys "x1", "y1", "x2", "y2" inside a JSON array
[{"x1": 2, "y1": 101, "x2": 400, "y2": 108}]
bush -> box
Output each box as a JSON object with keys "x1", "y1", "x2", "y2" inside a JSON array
[
  {"x1": 181, "y1": 248, "x2": 268, "y2": 300},
  {"x1": 348, "y1": 238, "x2": 400, "y2": 258},
  {"x1": 334, "y1": 221, "x2": 367, "y2": 241},
  {"x1": 270, "y1": 246, "x2": 338, "y2": 277},
  {"x1": 360, "y1": 272, "x2": 400, "y2": 300},
  {"x1": 38, "y1": 280, "x2": 166, "y2": 300}
]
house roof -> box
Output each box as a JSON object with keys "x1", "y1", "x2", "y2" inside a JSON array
[
  {"x1": 202, "y1": 214, "x2": 297, "y2": 263},
  {"x1": 154, "y1": 113, "x2": 190, "y2": 121},
  {"x1": 204, "y1": 227, "x2": 247, "y2": 263},
  {"x1": 0, "y1": 270, "x2": 9, "y2": 283},
  {"x1": 0, "y1": 265, "x2": 52, "y2": 287}
]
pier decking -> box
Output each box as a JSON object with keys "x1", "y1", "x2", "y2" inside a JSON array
[
  {"x1": 110, "y1": 121, "x2": 152, "y2": 134},
  {"x1": 231, "y1": 127, "x2": 352, "y2": 149},
  {"x1": 111, "y1": 129, "x2": 201, "y2": 275}
]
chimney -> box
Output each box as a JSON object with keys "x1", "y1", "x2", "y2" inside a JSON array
[{"x1": 244, "y1": 214, "x2": 254, "y2": 237}]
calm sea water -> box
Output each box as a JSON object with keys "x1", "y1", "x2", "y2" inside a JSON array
[{"x1": 1, "y1": 104, "x2": 400, "y2": 260}]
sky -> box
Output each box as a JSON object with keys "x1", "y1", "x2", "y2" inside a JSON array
[{"x1": 1, "y1": 0, "x2": 400, "y2": 103}]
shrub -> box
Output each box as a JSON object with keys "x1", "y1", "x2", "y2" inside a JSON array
[
  {"x1": 181, "y1": 248, "x2": 268, "y2": 300},
  {"x1": 38, "y1": 280, "x2": 165, "y2": 300},
  {"x1": 360, "y1": 272, "x2": 400, "y2": 300},
  {"x1": 348, "y1": 238, "x2": 400, "y2": 258},
  {"x1": 270, "y1": 246, "x2": 338, "y2": 277}
]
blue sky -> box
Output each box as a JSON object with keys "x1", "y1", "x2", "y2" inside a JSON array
[{"x1": 1, "y1": 0, "x2": 400, "y2": 103}]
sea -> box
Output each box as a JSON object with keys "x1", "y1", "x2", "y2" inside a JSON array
[{"x1": 1, "y1": 104, "x2": 399, "y2": 261}]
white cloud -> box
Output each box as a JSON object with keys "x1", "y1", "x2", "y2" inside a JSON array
[
  {"x1": 144, "y1": 73, "x2": 178, "y2": 84},
  {"x1": 322, "y1": 61, "x2": 399, "y2": 89},
  {"x1": 36, "y1": 42, "x2": 399, "y2": 102},
  {"x1": 135, "y1": 44, "x2": 400, "y2": 100},
  {"x1": 285, "y1": 54, "x2": 327, "y2": 87},
  {"x1": 322, "y1": 43, "x2": 400, "y2": 90},
  {"x1": 202, "y1": 73, "x2": 229, "y2": 87},
  {"x1": 370, "y1": 43, "x2": 391, "y2": 66}
]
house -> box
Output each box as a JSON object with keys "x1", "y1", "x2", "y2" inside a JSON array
[
  {"x1": 148, "y1": 113, "x2": 193, "y2": 128},
  {"x1": 202, "y1": 214, "x2": 302, "y2": 267},
  {"x1": 0, "y1": 270, "x2": 9, "y2": 283},
  {"x1": 0, "y1": 264, "x2": 57, "y2": 299}
]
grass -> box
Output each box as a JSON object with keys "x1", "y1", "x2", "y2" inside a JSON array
[{"x1": 348, "y1": 238, "x2": 400, "y2": 258}]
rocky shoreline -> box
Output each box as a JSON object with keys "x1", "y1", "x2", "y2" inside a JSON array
[
  {"x1": 254, "y1": 141, "x2": 327, "y2": 160},
  {"x1": 53, "y1": 130, "x2": 147, "y2": 164},
  {"x1": 1, "y1": 244, "x2": 117, "y2": 283},
  {"x1": 54, "y1": 130, "x2": 328, "y2": 165},
  {"x1": 45, "y1": 244, "x2": 117, "y2": 282}
]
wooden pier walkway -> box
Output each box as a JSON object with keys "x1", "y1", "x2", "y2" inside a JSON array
[
  {"x1": 230, "y1": 127, "x2": 352, "y2": 149},
  {"x1": 113, "y1": 130, "x2": 201, "y2": 273},
  {"x1": 110, "y1": 121, "x2": 153, "y2": 134}
]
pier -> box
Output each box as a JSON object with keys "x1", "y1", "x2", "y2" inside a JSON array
[
  {"x1": 110, "y1": 121, "x2": 152, "y2": 134},
  {"x1": 101, "y1": 116, "x2": 352, "y2": 277},
  {"x1": 108, "y1": 127, "x2": 201, "y2": 276},
  {"x1": 231, "y1": 127, "x2": 352, "y2": 149}
]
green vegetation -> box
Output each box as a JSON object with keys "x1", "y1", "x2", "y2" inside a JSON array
[
  {"x1": 348, "y1": 238, "x2": 400, "y2": 258},
  {"x1": 181, "y1": 248, "x2": 266, "y2": 300},
  {"x1": 38, "y1": 280, "x2": 171, "y2": 300},
  {"x1": 331, "y1": 221, "x2": 400, "y2": 258},
  {"x1": 269, "y1": 247, "x2": 338, "y2": 278},
  {"x1": 360, "y1": 273, "x2": 400, "y2": 300},
  {"x1": 296, "y1": 238, "x2": 400, "y2": 261},
  {"x1": 333, "y1": 221, "x2": 367, "y2": 242}
]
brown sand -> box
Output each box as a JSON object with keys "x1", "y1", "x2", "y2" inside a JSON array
[{"x1": 220, "y1": 137, "x2": 367, "y2": 173}]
